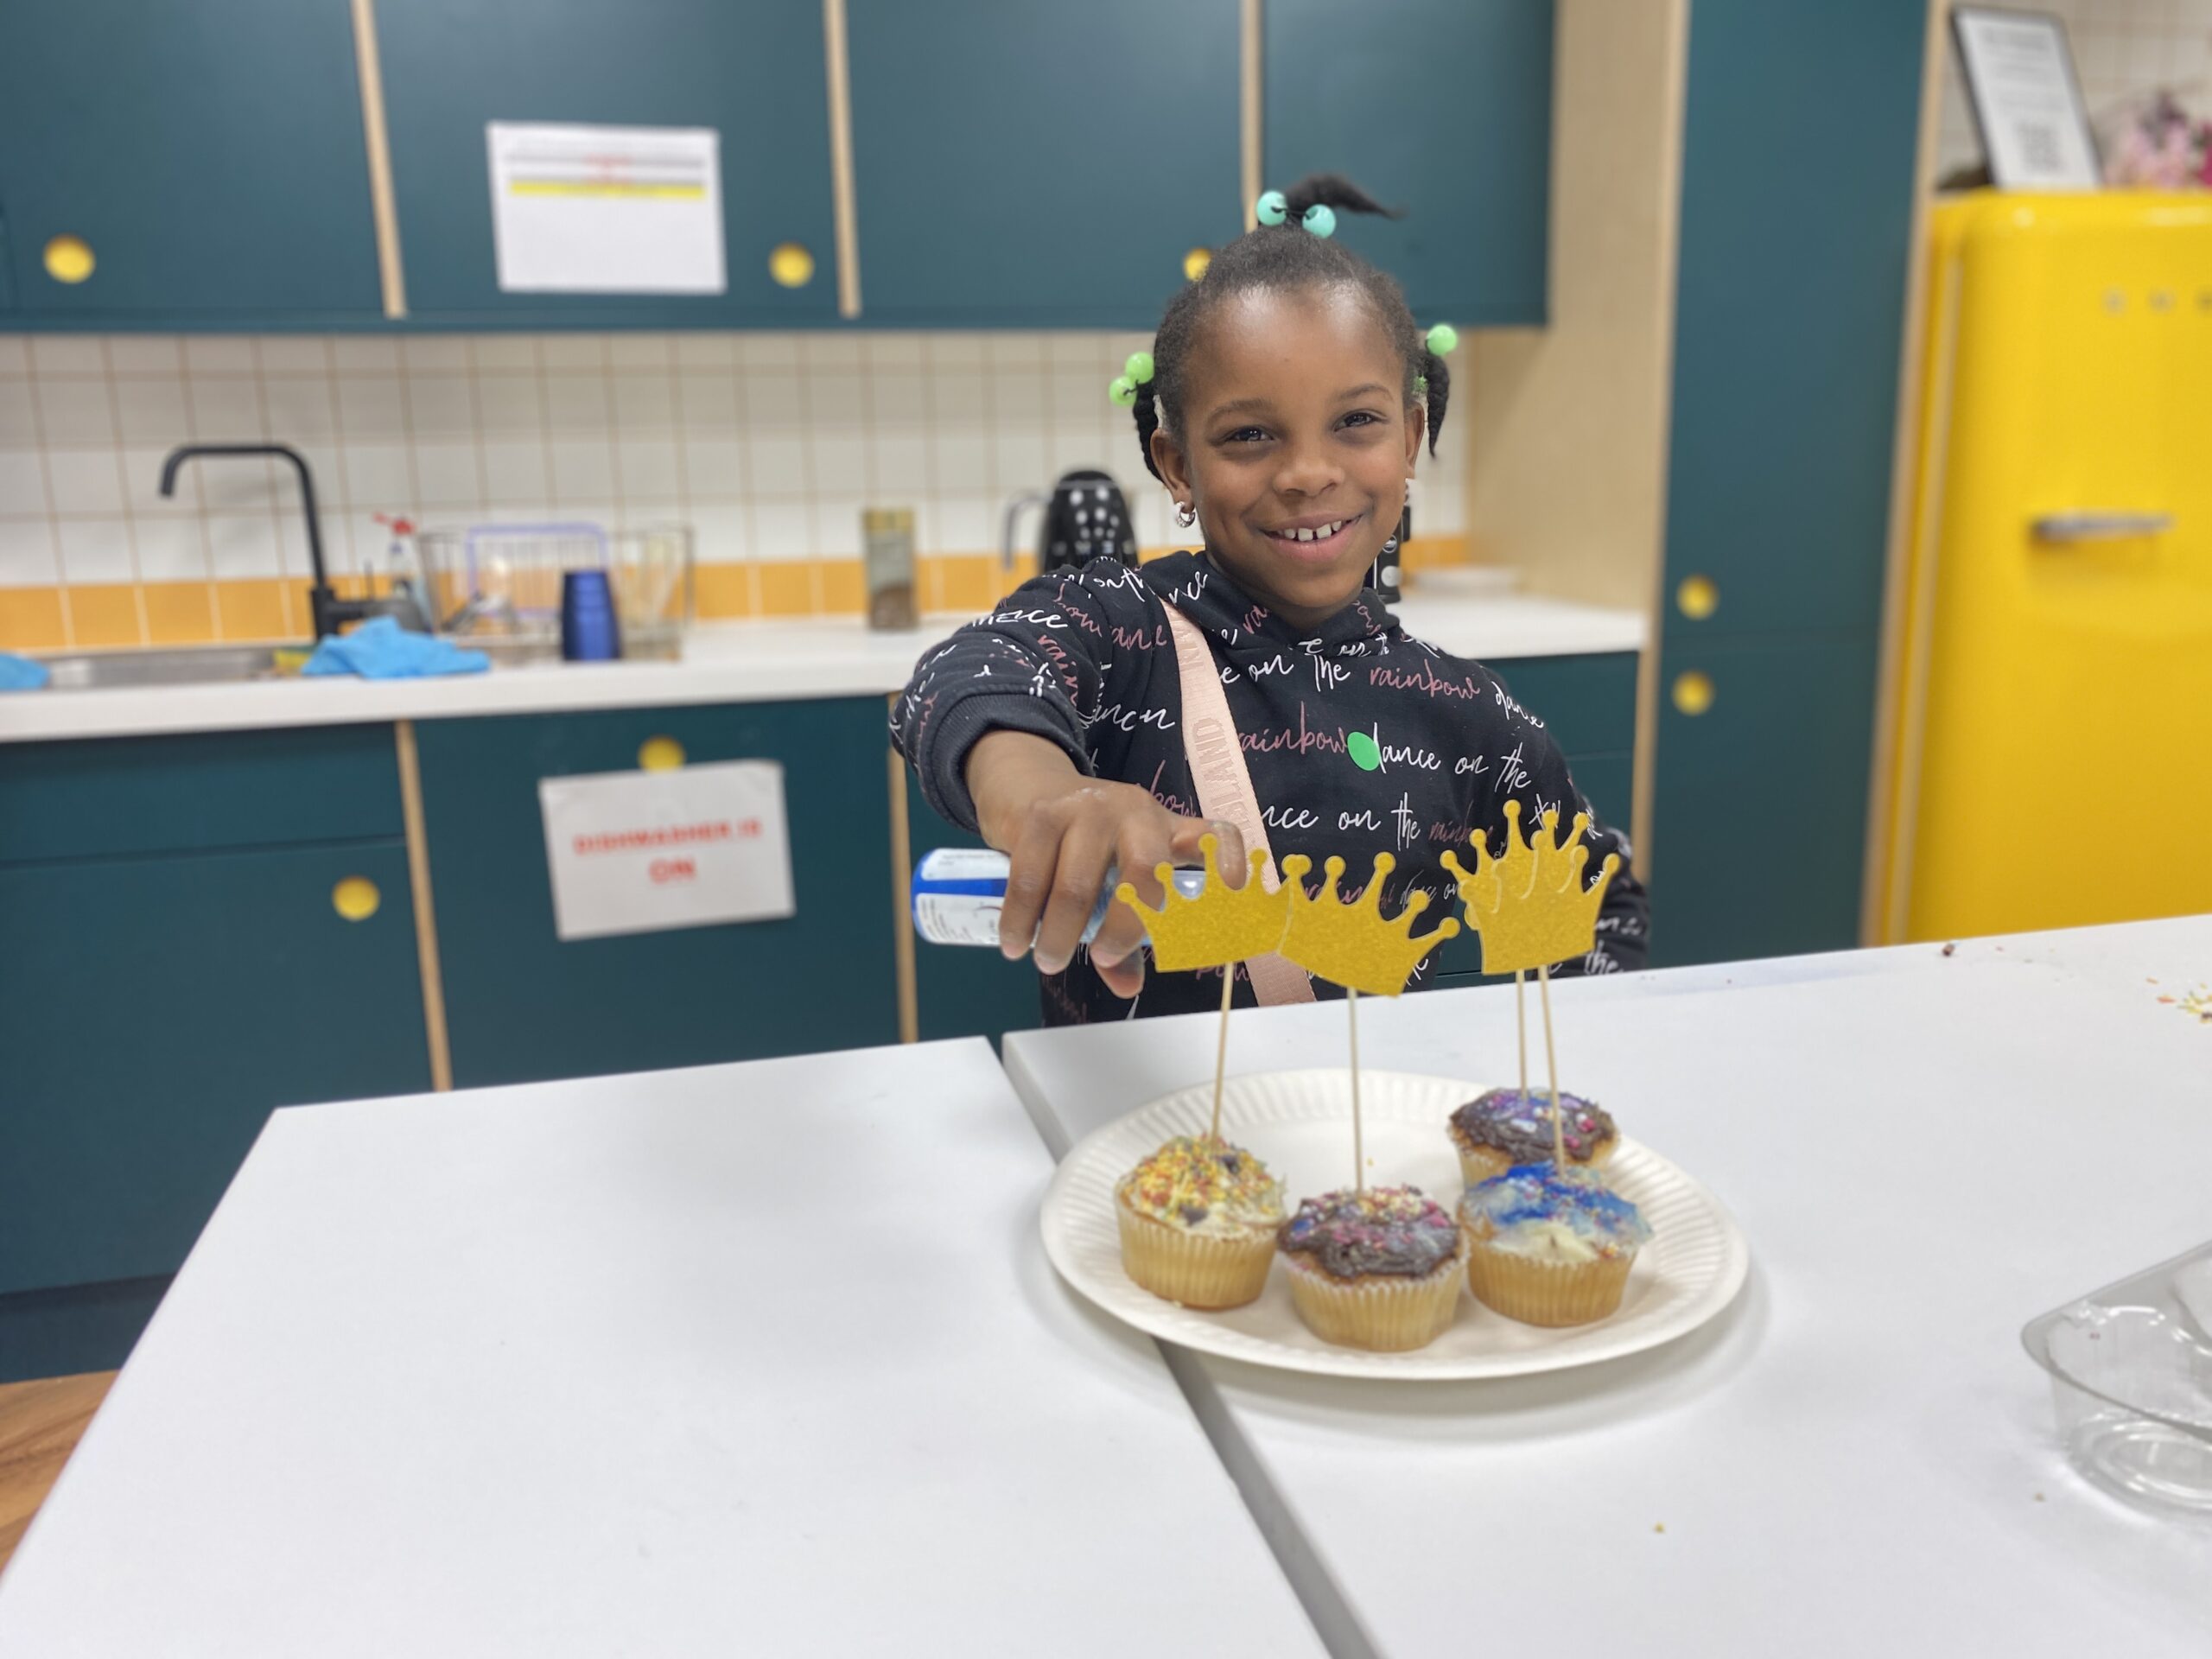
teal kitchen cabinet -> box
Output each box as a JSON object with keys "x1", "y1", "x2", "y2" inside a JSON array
[
  {"x1": 1265, "y1": 0, "x2": 1553, "y2": 327},
  {"x1": 1648, "y1": 635, "x2": 1880, "y2": 967},
  {"x1": 1646, "y1": 0, "x2": 1924, "y2": 966},
  {"x1": 0, "y1": 725, "x2": 406, "y2": 864},
  {"x1": 373, "y1": 0, "x2": 840, "y2": 327},
  {"x1": 846, "y1": 0, "x2": 1240, "y2": 327},
  {"x1": 0, "y1": 0, "x2": 383, "y2": 325},
  {"x1": 906, "y1": 772, "x2": 1042, "y2": 1049},
  {"x1": 0, "y1": 841, "x2": 430, "y2": 1303},
  {"x1": 1429, "y1": 651, "x2": 1637, "y2": 980},
  {"x1": 0, "y1": 723, "x2": 429, "y2": 1382},
  {"x1": 1660, "y1": 0, "x2": 1923, "y2": 642},
  {"x1": 414, "y1": 699, "x2": 899, "y2": 1088}
]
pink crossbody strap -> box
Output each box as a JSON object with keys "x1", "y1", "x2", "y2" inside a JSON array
[{"x1": 1162, "y1": 604, "x2": 1315, "y2": 1007}]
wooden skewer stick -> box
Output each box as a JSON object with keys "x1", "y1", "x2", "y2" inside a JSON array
[
  {"x1": 1515, "y1": 969, "x2": 1529, "y2": 1114},
  {"x1": 1539, "y1": 963, "x2": 1565, "y2": 1171},
  {"x1": 1347, "y1": 986, "x2": 1363, "y2": 1192},
  {"x1": 1208, "y1": 964, "x2": 1235, "y2": 1141}
]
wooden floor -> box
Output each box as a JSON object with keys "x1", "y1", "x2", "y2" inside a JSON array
[{"x1": 0, "y1": 1373, "x2": 113, "y2": 1577}]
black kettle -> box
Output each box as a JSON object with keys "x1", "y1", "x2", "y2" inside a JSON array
[{"x1": 1036, "y1": 470, "x2": 1137, "y2": 573}]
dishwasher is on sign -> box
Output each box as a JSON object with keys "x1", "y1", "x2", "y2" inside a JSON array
[{"x1": 538, "y1": 760, "x2": 794, "y2": 941}]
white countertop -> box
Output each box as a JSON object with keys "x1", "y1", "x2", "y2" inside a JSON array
[
  {"x1": 1004, "y1": 918, "x2": 2212, "y2": 1659},
  {"x1": 0, "y1": 585, "x2": 1646, "y2": 745},
  {"x1": 0, "y1": 1039, "x2": 1324, "y2": 1658}
]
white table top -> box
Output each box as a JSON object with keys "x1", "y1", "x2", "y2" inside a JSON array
[
  {"x1": 1004, "y1": 918, "x2": 2212, "y2": 1659},
  {"x1": 0, "y1": 587, "x2": 1645, "y2": 745},
  {"x1": 0, "y1": 1040, "x2": 1324, "y2": 1658}
]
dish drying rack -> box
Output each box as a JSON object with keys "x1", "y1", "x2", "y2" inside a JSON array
[{"x1": 415, "y1": 522, "x2": 694, "y2": 662}]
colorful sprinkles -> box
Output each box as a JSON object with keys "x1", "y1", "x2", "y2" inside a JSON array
[
  {"x1": 1278, "y1": 1186, "x2": 1462, "y2": 1280},
  {"x1": 1119, "y1": 1135, "x2": 1285, "y2": 1232},
  {"x1": 1449, "y1": 1086, "x2": 1617, "y2": 1164}
]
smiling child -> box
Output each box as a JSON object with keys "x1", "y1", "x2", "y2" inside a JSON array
[{"x1": 893, "y1": 175, "x2": 1648, "y2": 1023}]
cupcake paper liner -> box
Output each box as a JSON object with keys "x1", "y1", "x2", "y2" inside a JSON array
[
  {"x1": 1116, "y1": 1199, "x2": 1277, "y2": 1310},
  {"x1": 1281, "y1": 1254, "x2": 1465, "y2": 1351},
  {"x1": 1462, "y1": 1233, "x2": 1637, "y2": 1327}
]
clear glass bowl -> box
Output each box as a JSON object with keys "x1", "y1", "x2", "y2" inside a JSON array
[{"x1": 2022, "y1": 1241, "x2": 2212, "y2": 1519}]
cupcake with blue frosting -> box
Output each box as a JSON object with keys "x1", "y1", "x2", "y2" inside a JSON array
[
  {"x1": 1276, "y1": 1187, "x2": 1465, "y2": 1351},
  {"x1": 1459, "y1": 1164, "x2": 1652, "y2": 1327}
]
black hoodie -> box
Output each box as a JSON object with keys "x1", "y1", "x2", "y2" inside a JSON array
[{"x1": 893, "y1": 550, "x2": 1649, "y2": 1025}]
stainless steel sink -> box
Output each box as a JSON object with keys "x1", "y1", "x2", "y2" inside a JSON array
[{"x1": 36, "y1": 645, "x2": 298, "y2": 690}]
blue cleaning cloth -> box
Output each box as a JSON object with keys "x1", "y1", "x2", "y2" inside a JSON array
[
  {"x1": 0, "y1": 652, "x2": 50, "y2": 691},
  {"x1": 302, "y1": 616, "x2": 490, "y2": 679}
]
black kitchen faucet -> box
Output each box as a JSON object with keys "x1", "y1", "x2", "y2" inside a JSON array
[{"x1": 157, "y1": 442, "x2": 423, "y2": 641}]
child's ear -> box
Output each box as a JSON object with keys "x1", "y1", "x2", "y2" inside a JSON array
[
  {"x1": 1149, "y1": 425, "x2": 1195, "y2": 503},
  {"x1": 1403, "y1": 398, "x2": 1427, "y2": 473}
]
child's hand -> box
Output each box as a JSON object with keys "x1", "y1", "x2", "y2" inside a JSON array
[{"x1": 965, "y1": 730, "x2": 1247, "y2": 997}]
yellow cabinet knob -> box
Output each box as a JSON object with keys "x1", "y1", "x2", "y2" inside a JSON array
[
  {"x1": 638, "y1": 735, "x2": 685, "y2": 772},
  {"x1": 1671, "y1": 671, "x2": 1715, "y2": 716},
  {"x1": 43, "y1": 234, "x2": 95, "y2": 284},
  {"x1": 1675, "y1": 575, "x2": 1718, "y2": 620},
  {"x1": 333, "y1": 875, "x2": 381, "y2": 921},
  {"x1": 768, "y1": 242, "x2": 816, "y2": 288}
]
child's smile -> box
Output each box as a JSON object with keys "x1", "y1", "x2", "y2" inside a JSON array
[
  {"x1": 1261, "y1": 512, "x2": 1366, "y2": 565},
  {"x1": 1151, "y1": 286, "x2": 1422, "y2": 630}
]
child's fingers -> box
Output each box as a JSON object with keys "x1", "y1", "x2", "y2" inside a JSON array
[
  {"x1": 996, "y1": 806, "x2": 1068, "y2": 962},
  {"x1": 1095, "y1": 950, "x2": 1146, "y2": 1001},
  {"x1": 1166, "y1": 816, "x2": 1250, "y2": 889},
  {"x1": 1090, "y1": 811, "x2": 1175, "y2": 991},
  {"x1": 1089, "y1": 898, "x2": 1149, "y2": 972},
  {"x1": 1032, "y1": 817, "x2": 1117, "y2": 978}
]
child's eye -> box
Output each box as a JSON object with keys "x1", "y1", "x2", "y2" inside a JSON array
[
  {"x1": 1222, "y1": 426, "x2": 1271, "y2": 445},
  {"x1": 1338, "y1": 410, "x2": 1384, "y2": 430}
]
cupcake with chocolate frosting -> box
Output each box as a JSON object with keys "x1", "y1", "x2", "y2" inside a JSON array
[
  {"x1": 1276, "y1": 1186, "x2": 1465, "y2": 1351},
  {"x1": 1448, "y1": 1087, "x2": 1618, "y2": 1187},
  {"x1": 1115, "y1": 1135, "x2": 1286, "y2": 1309},
  {"x1": 1459, "y1": 1164, "x2": 1652, "y2": 1327}
]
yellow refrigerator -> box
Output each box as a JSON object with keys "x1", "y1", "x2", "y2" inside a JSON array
[{"x1": 1876, "y1": 192, "x2": 2212, "y2": 942}]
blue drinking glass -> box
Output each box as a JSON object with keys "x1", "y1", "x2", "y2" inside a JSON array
[{"x1": 561, "y1": 569, "x2": 622, "y2": 662}]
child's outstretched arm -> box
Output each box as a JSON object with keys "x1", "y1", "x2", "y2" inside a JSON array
[
  {"x1": 963, "y1": 731, "x2": 1243, "y2": 995},
  {"x1": 893, "y1": 569, "x2": 1240, "y2": 997}
]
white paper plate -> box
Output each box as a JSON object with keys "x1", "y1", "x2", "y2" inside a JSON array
[{"x1": 1041, "y1": 1069, "x2": 1750, "y2": 1380}]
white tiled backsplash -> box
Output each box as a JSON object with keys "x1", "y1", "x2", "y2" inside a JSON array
[
  {"x1": 0, "y1": 331, "x2": 1468, "y2": 594},
  {"x1": 1938, "y1": 0, "x2": 2212, "y2": 178}
]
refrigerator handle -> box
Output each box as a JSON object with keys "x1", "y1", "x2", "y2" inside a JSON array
[{"x1": 2031, "y1": 512, "x2": 2175, "y2": 543}]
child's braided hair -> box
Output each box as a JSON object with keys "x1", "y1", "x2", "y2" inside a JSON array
[{"x1": 1131, "y1": 174, "x2": 1450, "y2": 483}]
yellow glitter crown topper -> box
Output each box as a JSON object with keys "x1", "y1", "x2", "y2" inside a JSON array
[
  {"x1": 1277, "y1": 851, "x2": 1459, "y2": 997},
  {"x1": 1440, "y1": 799, "x2": 1619, "y2": 976},
  {"x1": 1116, "y1": 833, "x2": 1291, "y2": 971}
]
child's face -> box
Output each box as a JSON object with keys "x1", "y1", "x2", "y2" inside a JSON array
[{"x1": 1151, "y1": 286, "x2": 1424, "y2": 629}]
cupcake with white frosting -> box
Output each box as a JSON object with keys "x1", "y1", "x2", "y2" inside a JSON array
[
  {"x1": 1115, "y1": 1135, "x2": 1286, "y2": 1309},
  {"x1": 1459, "y1": 1164, "x2": 1652, "y2": 1327}
]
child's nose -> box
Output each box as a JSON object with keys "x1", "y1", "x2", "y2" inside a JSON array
[{"x1": 1270, "y1": 440, "x2": 1343, "y2": 498}]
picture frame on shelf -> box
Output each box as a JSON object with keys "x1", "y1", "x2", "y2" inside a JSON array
[{"x1": 1952, "y1": 7, "x2": 2101, "y2": 190}]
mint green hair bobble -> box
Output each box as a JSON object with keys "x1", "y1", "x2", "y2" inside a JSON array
[
  {"x1": 1255, "y1": 190, "x2": 1287, "y2": 226},
  {"x1": 1301, "y1": 204, "x2": 1337, "y2": 238},
  {"x1": 1425, "y1": 322, "x2": 1459, "y2": 356},
  {"x1": 1108, "y1": 376, "x2": 1137, "y2": 408},
  {"x1": 1414, "y1": 375, "x2": 1428, "y2": 398},
  {"x1": 1124, "y1": 351, "x2": 1154, "y2": 385}
]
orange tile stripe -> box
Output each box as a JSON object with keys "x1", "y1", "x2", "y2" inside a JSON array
[{"x1": 0, "y1": 538, "x2": 1470, "y2": 650}]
